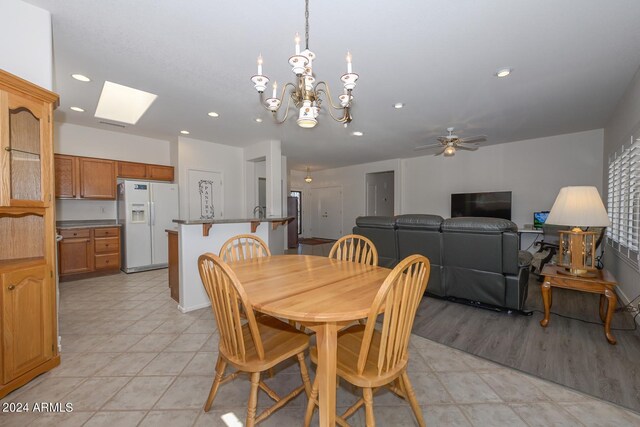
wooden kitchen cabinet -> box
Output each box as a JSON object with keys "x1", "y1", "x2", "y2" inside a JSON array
[
  {"x1": 147, "y1": 164, "x2": 174, "y2": 181},
  {"x1": 1, "y1": 263, "x2": 54, "y2": 383},
  {"x1": 58, "y1": 229, "x2": 93, "y2": 275},
  {"x1": 117, "y1": 161, "x2": 148, "y2": 179},
  {"x1": 0, "y1": 69, "x2": 59, "y2": 398},
  {"x1": 58, "y1": 226, "x2": 121, "y2": 280},
  {"x1": 54, "y1": 154, "x2": 77, "y2": 198},
  {"x1": 79, "y1": 157, "x2": 116, "y2": 199}
]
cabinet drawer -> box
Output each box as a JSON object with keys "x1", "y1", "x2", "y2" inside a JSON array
[
  {"x1": 95, "y1": 237, "x2": 119, "y2": 254},
  {"x1": 94, "y1": 227, "x2": 119, "y2": 238},
  {"x1": 95, "y1": 253, "x2": 119, "y2": 270},
  {"x1": 59, "y1": 228, "x2": 90, "y2": 239}
]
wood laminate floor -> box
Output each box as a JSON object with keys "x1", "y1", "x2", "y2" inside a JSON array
[{"x1": 413, "y1": 274, "x2": 640, "y2": 412}]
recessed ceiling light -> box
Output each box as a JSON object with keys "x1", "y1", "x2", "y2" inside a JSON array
[
  {"x1": 255, "y1": 118, "x2": 263, "y2": 123},
  {"x1": 495, "y1": 68, "x2": 512, "y2": 78},
  {"x1": 208, "y1": 112, "x2": 219, "y2": 118},
  {"x1": 71, "y1": 74, "x2": 91, "y2": 82},
  {"x1": 352, "y1": 131, "x2": 364, "y2": 136},
  {"x1": 94, "y1": 81, "x2": 158, "y2": 125},
  {"x1": 180, "y1": 130, "x2": 190, "y2": 135},
  {"x1": 69, "y1": 106, "x2": 85, "y2": 112},
  {"x1": 394, "y1": 103, "x2": 404, "y2": 109}
]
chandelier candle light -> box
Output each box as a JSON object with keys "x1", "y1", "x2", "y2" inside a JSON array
[{"x1": 251, "y1": 0, "x2": 358, "y2": 128}]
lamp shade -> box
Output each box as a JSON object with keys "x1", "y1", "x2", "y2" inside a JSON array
[{"x1": 546, "y1": 186, "x2": 611, "y2": 227}]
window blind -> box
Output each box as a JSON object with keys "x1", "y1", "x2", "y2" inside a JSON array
[{"x1": 607, "y1": 137, "x2": 640, "y2": 263}]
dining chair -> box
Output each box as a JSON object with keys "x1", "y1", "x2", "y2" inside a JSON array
[
  {"x1": 198, "y1": 253, "x2": 312, "y2": 427},
  {"x1": 329, "y1": 234, "x2": 379, "y2": 266},
  {"x1": 219, "y1": 234, "x2": 271, "y2": 262},
  {"x1": 304, "y1": 254, "x2": 430, "y2": 427}
]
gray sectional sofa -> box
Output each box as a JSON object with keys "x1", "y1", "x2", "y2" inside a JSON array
[{"x1": 353, "y1": 214, "x2": 532, "y2": 311}]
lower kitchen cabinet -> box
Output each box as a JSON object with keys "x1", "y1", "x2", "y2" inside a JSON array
[{"x1": 58, "y1": 227, "x2": 121, "y2": 280}]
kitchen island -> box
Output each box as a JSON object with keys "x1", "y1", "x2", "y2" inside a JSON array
[{"x1": 171, "y1": 217, "x2": 293, "y2": 312}]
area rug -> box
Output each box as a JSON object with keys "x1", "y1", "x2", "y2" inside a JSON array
[
  {"x1": 299, "y1": 237, "x2": 336, "y2": 245},
  {"x1": 412, "y1": 277, "x2": 640, "y2": 412}
]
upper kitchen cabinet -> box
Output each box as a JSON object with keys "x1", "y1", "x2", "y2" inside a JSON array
[
  {"x1": 0, "y1": 73, "x2": 57, "y2": 208},
  {"x1": 54, "y1": 156, "x2": 117, "y2": 200},
  {"x1": 54, "y1": 154, "x2": 77, "y2": 198},
  {"x1": 118, "y1": 161, "x2": 174, "y2": 182},
  {"x1": 78, "y1": 157, "x2": 116, "y2": 199}
]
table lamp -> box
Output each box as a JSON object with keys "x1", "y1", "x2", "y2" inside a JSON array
[{"x1": 545, "y1": 186, "x2": 610, "y2": 277}]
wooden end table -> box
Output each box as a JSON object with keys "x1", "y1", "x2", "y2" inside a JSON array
[{"x1": 540, "y1": 265, "x2": 618, "y2": 344}]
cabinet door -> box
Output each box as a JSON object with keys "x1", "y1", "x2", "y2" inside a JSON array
[
  {"x1": 0, "y1": 91, "x2": 51, "y2": 207},
  {"x1": 58, "y1": 236, "x2": 94, "y2": 275},
  {"x1": 54, "y1": 154, "x2": 77, "y2": 198},
  {"x1": 147, "y1": 165, "x2": 174, "y2": 181},
  {"x1": 117, "y1": 161, "x2": 148, "y2": 179},
  {"x1": 2, "y1": 265, "x2": 53, "y2": 382},
  {"x1": 79, "y1": 158, "x2": 116, "y2": 199}
]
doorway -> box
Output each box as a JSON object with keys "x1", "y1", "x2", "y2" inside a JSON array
[
  {"x1": 365, "y1": 171, "x2": 394, "y2": 216},
  {"x1": 314, "y1": 186, "x2": 343, "y2": 240}
]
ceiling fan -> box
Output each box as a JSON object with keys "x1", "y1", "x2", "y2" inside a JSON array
[{"x1": 414, "y1": 127, "x2": 487, "y2": 156}]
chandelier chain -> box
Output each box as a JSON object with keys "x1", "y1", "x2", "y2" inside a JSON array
[{"x1": 305, "y1": 0, "x2": 310, "y2": 50}]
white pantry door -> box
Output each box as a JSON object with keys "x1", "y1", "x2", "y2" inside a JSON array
[{"x1": 314, "y1": 186, "x2": 343, "y2": 240}]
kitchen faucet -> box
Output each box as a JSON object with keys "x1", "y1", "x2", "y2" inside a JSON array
[{"x1": 253, "y1": 205, "x2": 265, "y2": 219}]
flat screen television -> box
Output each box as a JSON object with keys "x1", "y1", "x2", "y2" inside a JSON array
[{"x1": 451, "y1": 191, "x2": 512, "y2": 220}]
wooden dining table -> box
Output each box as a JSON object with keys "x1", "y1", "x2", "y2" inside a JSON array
[{"x1": 228, "y1": 254, "x2": 391, "y2": 427}]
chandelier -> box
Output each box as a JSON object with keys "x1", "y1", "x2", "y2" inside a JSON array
[{"x1": 251, "y1": 0, "x2": 358, "y2": 128}]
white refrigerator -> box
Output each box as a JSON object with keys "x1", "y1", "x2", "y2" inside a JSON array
[{"x1": 117, "y1": 180, "x2": 179, "y2": 273}]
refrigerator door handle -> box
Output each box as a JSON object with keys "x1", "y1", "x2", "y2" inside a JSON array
[{"x1": 150, "y1": 202, "x2": 156, "y2": 226}]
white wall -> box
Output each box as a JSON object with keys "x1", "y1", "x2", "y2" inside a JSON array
[
  {"x1": 290, "y1": 158, "x2": 402, "y2": 237},
  {"x1": 603, "y1": 66, "x2": 640, "y2": 316},
  {"x1": 402, "y1": 129, "x2": 604, "y2": 227},
  {"x1": 0, "y1": 0, "x2": 52, "y2": 90},
  {"x1": 54, "y1": 123, "x2": 173, "y2": 220},
  {"x1": 295, "y1": 129, "x2": 603, "y2": 239},
  {"x1": 243, "y1": 140, "x2": 283, "y2": 218},
  {"x1": 177, "y1": 136, "x2": 244, "y2": 220}
]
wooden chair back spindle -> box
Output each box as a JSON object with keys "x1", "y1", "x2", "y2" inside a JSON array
[
  {"x1": 219, "y1": 234, "x2": 271, "y2": 263},
  {"x1": 198, "y1": 253, "x2": 265, "y2": 362},
  {"x1": 357, "y1": 254, "x2": 430, "y2": 375},
  {"x1": 329, "y1": 234, "x2": 379, "y2": 266}
]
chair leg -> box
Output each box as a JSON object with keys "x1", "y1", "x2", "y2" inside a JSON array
[
  {"x1": 297, "y1": 352, "x2": 312, "y2": 398},
  {"x1": 304, "y1": 376, "x2": 319, "y2": 427},
  {"x1": 363, "y1": 387, "x2": 375, "y2": 427},
  {"x1": 400, "y1": 372, "x2": 425, "y2": 427},
  {"x1": 204, "y1": 356, "x2": 227, "y2": 412},
  {"x1": 246, "y1": 372, "x2": 261, "y2": 427}
]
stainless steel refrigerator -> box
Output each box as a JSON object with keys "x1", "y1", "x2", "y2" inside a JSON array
[{"x1": 117, "y1": 180, "x2": 179, "y2": 273}]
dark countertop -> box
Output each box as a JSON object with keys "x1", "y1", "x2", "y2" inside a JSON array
[
  {"x1": 172, "y1": 217, "x2": 293, "y2": 225},
  {"x1": 56, "y1": 220, "x2": 122, "y2": 229}
]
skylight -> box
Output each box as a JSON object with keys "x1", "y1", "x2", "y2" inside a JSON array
[{"x1": 94, "y1": 81, "x2": 157, "y2": 125}]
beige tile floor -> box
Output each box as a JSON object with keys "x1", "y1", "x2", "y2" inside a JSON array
[{"x1": 1, "y1": 267, "x2": 640, "y2": 426}]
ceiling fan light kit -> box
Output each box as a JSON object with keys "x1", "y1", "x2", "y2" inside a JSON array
[
  {"x1": 414, "y1": 127, "x2": 488, "y2": 157},
  {"x1": 251, "y1": 0, "x2": 358, "y2": 128}
]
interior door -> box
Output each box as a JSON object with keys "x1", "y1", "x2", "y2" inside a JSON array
[
  {"x1": 150, "y1": 182, "x2": 179, "y2": 265},
  {"x1": 315, "y1": 187, "x2": 343, "y2": 240}
]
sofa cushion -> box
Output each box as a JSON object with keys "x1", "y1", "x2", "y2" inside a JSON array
[
  {"x1": 395, "y1": 214, "x2": 444, "y2": 231},
  {"x1": 354, "y1": 216, "x2": 397, "y2": 229},
  {"x1": 442, "y1": 217, "x2": 518, "y2": 233}
]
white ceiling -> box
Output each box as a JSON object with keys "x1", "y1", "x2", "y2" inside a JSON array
[{"x1": 24, "y1": 0, "x2": 640, "y2": 170}]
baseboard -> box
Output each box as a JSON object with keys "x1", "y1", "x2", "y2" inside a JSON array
[{"x1": 178, "y1": 301, "x2": 211, "y2": 313}]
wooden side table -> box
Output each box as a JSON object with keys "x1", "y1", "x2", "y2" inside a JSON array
[{"x1": 540, "y1": 265, "x2": 618, "y2": 344}]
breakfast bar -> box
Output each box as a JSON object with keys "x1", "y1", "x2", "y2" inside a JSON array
[{"x1": 171, "y1": 217, "x2": 292, "y2": 312}]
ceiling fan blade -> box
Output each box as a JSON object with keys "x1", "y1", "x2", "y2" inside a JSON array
[
  {"x1": 456, "y1": 144, "x2": 479, "y2": 151},
  {"x1": 414, "y1": 143, "x2": 443, "y2": 151},
  {"x1": 436, "y1": 137, "x2": 448, "y2": 143},
  {"x1": 459, "y1": 135, "x2": 487, "y2": 144},
  {"x1": 434, "y1": 148, "x2": 446, "y2": 156}
]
